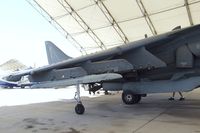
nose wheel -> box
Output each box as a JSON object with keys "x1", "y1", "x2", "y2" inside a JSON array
[
  {"x1": 74, "y1": 84, "x2": 85, "y2": 115},
  {"x1": 122, "y1": 90, "x2": 141, "y2": 104}
]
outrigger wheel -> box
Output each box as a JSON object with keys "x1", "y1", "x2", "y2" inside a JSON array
[
  {"x1": 75, "y1": 103, "x2": 85, "y2": 115},
  {"x1": 74, "y1": 83, "x2": 85, "y2": 115},
  {"x1": 122, "y1": 90, "x2": 141, "y2": 104}
]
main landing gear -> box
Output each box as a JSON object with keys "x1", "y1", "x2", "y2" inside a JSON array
[
  {"x1": 74, "y1": 84, "x2": 85, "y2": 115},
  {"x1": 122, "y1": 90, "x2": 142, "y2": 104}
]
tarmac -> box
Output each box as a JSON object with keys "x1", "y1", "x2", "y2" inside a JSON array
[{"x1": 0, "y1": 89, "x2": 200, "y2": 133}]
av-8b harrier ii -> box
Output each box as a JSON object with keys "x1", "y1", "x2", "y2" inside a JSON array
[{"x1": 5, "y1": 24, "x2": 200, "y2": 114}]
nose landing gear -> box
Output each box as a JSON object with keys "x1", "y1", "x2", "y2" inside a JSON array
[{"x1": 122, "y1": 90, "x2": 141, "y2": 104}]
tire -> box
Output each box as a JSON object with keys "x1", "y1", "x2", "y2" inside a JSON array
[
  {"x1": 75, "y1": 104, "x2": 85, "y2": 115},
  {"x1": 122, "y1": 90, "x2": 141, "y2": 104}
]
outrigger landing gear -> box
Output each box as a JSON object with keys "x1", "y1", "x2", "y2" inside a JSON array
[{"x1": 74, "y1": 84, "x2": 85, "y2": 115}]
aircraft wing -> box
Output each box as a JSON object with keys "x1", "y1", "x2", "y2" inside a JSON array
[
  {"x1": 4, "y1": 69, "x2": 33, "y2": 82},
  {"x1": 31, "y1": 73, "x2": 122, "y2": 88},
  {"x1": 6, "y1": 35, "x2": 168, "y2": 82}
]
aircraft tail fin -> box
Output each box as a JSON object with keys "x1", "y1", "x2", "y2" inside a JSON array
[{"x1": 45, "y1": 41, "x2": 72, "y2": 64}]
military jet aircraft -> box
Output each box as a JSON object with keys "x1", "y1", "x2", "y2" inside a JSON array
[
  {"x1": 4, "y1": 24, "x2": 200, "y2": 114},
  {"x1": 0, "y1": 78, "x2": 32, "y2": 88},
  {"x1": 0, "y1": 78, "x2": 20, "y2": 88}
]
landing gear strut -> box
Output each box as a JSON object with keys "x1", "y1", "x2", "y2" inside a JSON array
[{"x1": 74, "y1": 84, "x2": 85, "y2": 115}]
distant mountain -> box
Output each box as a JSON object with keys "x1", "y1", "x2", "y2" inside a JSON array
[{"x1": 0, "y1": 59, "x2": 27, "y2": 72}]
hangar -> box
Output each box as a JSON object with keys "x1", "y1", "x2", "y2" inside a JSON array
[
  {"x1": 27, "y1": 0, "x2": 200, "y2": 54},
  {"x1": 0, "y1": 1, "x2": 200, "y2": 133}
]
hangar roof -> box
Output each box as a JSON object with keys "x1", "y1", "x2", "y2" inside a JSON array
[
  {"x1": 27, "y1": 0, "x2": 200, "y2": 55},
  {"x1": 0, "y1": 59, "x2": 27, "y2": 71}
]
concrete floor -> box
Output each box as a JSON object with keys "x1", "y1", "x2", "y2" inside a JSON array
[{"x1": 0, "y1": 89, "x2": 200, "y2": 133}]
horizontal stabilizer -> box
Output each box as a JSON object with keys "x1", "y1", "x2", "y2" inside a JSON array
[{"x1": 31, "y1": 73, "x2": 122, "y2": 88}]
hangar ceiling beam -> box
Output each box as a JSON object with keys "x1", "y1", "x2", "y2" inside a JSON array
[
  {"x1": 184, "y1": 0, "x2": 194, "y2": 26},
  {"x1": 26, "y1": 0, "x2": 87, "y2": 55},
  {"x1": 96, "y1": 0, "x2": 200, "y2": 28},
  {"x1": 95, "y1": 0, "x2": 129, "y2": 44},
  {"x1": 146, "y1": 0, "x2": 200, "y2": 16},
  {"x1": 136, "y1": 0, "x2": 157, "y2": 35},
  {"x1": 57, "y1": 0, "x2": 107, "y2": 50}
]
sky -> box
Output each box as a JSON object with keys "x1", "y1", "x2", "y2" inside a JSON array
[{"x1": 0, "y1": 0, "x2": 81, "y2": 67}]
